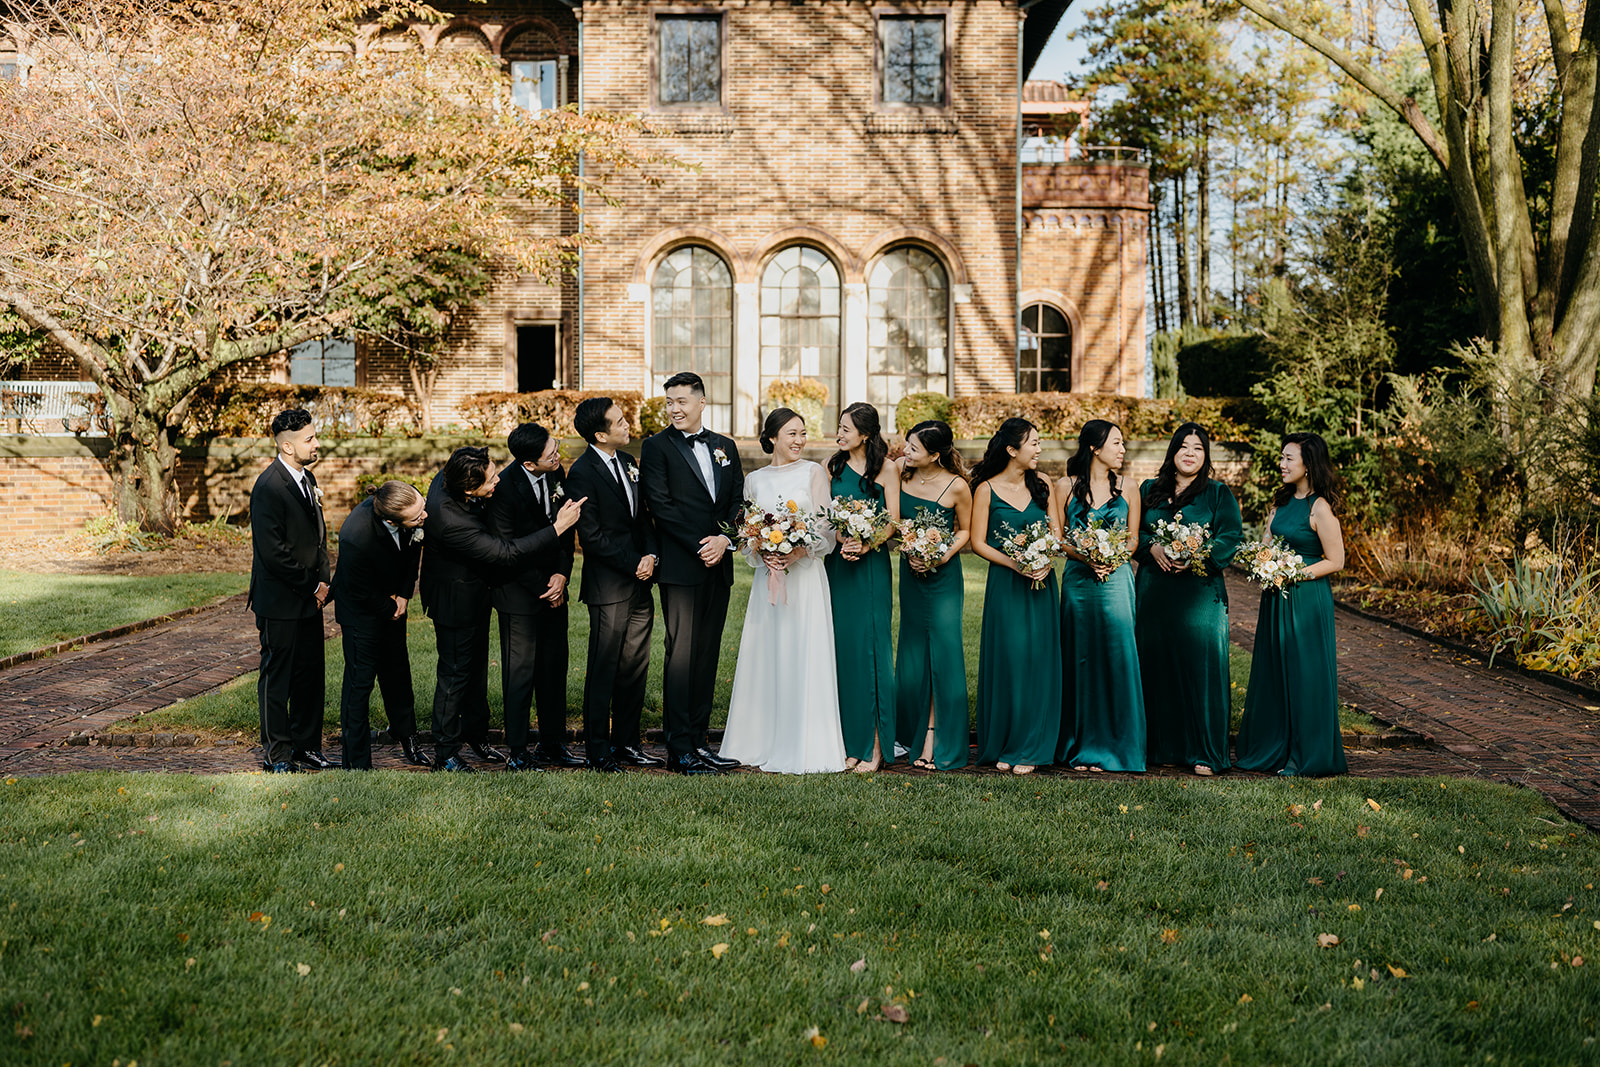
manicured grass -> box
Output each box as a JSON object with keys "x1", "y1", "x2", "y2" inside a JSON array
[
  {"x1": 0, "y1": 569, "x2": 249, "y2": 659},
  {"x1": 124, "y1": 555, "x2": 1383, "y2": 738},
  {"x1": 1, "y1": 772, "x2": 1596, "y2": 1065}
]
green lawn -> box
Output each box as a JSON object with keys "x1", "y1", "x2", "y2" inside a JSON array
[
  {"x1": 0, "y1": 569, "x2": 249, "y2": 659},
  {"x1": 1, "y1": 772, "x2": 1596, "y2": 1065},
  {"x1": 124, "y1": 555, "x2": 1383, "y2": 739}
]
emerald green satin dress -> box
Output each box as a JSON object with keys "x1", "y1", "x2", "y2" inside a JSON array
[
  {"x1": 1059, "y1": 494, "x2": 1146, "y2": 772},
  {"x1": 825, "y1": 470, "x2": 896, "y2": 762},
  {"x1": 895, "y1": 484, "x2": 968, "y2": 769},
  {"x1": 1235, "y1": 493, "x2": 1347, "y2": 776},
  {"x1": 1135, "y1": 479, "x2": 1244, "y2": 770},
  {"x1": 975, "y1": 490, "x2": 1062, "y2": 767}
]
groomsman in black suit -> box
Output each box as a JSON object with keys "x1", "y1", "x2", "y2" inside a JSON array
[
  {"x1": 639, "y1": 371, "x2": 746, "y2": 775},
  {"x1": 420, "y1": 446, "x2": 584, "y2": 772},
  {"x1": 330, "y1": 480, "x2": 430, "y2": 770},
  {"x1": 488, "y1": 423, "x2": 582, "y2": 772},
  {"x1": 248, "y1": 408, "x2": 334, "y2": 774},
  {"x1": 567, "y1": 397, "x2": 663, "y2": 773}
]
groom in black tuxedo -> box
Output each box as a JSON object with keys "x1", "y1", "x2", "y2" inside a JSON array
[
  {"x1": 640, "y1": 371, "x2": 745, "y2": 774},
  {"x1": 248, "y1": 408, "x2": 333, "y2": 774},
  {"x1": 566, "y1": 396, "x2": 662, "y2": 773}
]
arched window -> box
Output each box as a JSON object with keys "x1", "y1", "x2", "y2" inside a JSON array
[
  {"x1": 867, "y1": 246, "x2": 948, "y2": 427},
  {"x1": 1019, "y1": 303, "x2": 1072, "y2": 391},
  {"x1": 437, "y1": 27, "x2": 491, "y2": 56},
  {"x1": 760, "y1": 246, "x2": 841, "y2": 429},
  {"x1": 504, "y1": 27, "x2": 562, "y2": 112},
  {"x1": 652, "y1": 246, "x2": 734, "y2": 432}
]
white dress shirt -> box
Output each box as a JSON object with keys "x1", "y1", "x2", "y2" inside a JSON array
[
  {"x1": 589, "y1": 443, "x2": 635, "y2": 515},
  {"x1": 682, "y1": 429, "x2": 716, "y2": 495}
]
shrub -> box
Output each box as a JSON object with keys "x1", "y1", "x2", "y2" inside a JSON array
[
  {"x1": 1177, "y1": 334, "x2": 1269, "y2": 397},
  {"x1": 1472, "y1": 553, "x2": 1600, "y2": 679},
  {"x1": 354, "y1": 471, "x2": 433, "y2": 498},
  {"x1": 894, "y1": 391, "x2": 955, "y2": 435},
  {"x1": 458, "y1": 390, "x2": 643, "y2": 438},
  {"x1": 638, "y1": 396, "x2": 671, "y2": 436},
  {"x1": 948, "y1": 393, "x2": 1256, "y2": 443},
  {"x1": 765, "y1": 378, "x2": 830, "y2": 438},
  {"x1": 182, "y1": 383, "x2": 418, "y2": 438}
]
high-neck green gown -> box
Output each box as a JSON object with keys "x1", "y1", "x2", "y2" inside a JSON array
[
  {"x1": 826, "y1": 470, "x2": 896, "y2": 762},
  {"x1": 1059, "y1": 494, "x2": 1146, "y2": 772},
  {"x1": 895, "y1": 484, "x2": 969, "y2": 769},
  {"x1": 1235, "y1": 492, "x2": 1347, "y2": 777},
  {"x1": 1135, "y1": 479, "x2": 1244, "y2": 770},
  {"x1": 975, "y1": 490, "x2": 1062, "y2": 767}
]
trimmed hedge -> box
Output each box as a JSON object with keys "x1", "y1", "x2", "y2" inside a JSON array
[
  {"x1": 948, "y1": 393, "x2": 1258, "y2": 442},
  {"x1": 894, "y1": 391, "x2": 956, "y2": 434},
  {"x1": 182, "y1": 383, "x2": 418, "y2": 438},
  {"x1": 458, "y1": 390, "x2": 643, "y2": 438}
]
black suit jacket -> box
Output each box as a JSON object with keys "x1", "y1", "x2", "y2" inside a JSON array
[
  {"x1": 331, "y1": 497, "x2": 421, "y2": 626},
  {"x1": 566, "y1": 446, "x2": 659, "y2": 606},
  {"x1": 248, "y1": 459, "x2": 331, "y2": 620},
  {"x1": 639, "y1": 428, "x2": 744, "y2": 587},
  {"x1": 418, "y1": 472, "x2": 551, "y2": 628},
  {"x1": 487, "y1": 463, "x2": 576, "y2": 614}
]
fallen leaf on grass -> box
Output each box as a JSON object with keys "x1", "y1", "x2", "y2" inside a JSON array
[
  {"x1": 296, "y1": 963, "x2": 310, "y2": 977},
  {"x1": 509, "y1": 1023, "x2": 524, "y2": 1034},
  {"x1": 850, "y1": 958, "x2": 866, "y2": 974},
  {"x1": 1287, "y1": 804, "x2": 1304, "y2": 817},
  {"x1": 185, "y1": 957, "x2": 195, "y2": 970},
  {"x1": 711, "y1": 943, "x2": 729, "y2": 960},
  {"x1": 857, "y1": 998, "x2": 870, "y2": 1014},
  {"x1": 92, "y1": 1016, "x2": 102, "y2": 1027},
  {"x1": 436, "y1": 1028, "x2": 448, "y2": 1043},
  {"x1": 1387, "y1": 964, "x2": 1407, "y2": 978},
  {"x1": 1239, "y1": 994, "x2": 1253, "y2": 1003},
  {"x1": 1095, "y1": 881, "x2": 1109, "y2": 891},
  {"x1": 702, "y1": 914, "x2": 731, "y2": 926},
  {"x1": 882, "y1": 1004, "x2": 909, "y2": 1023},
  {"x1": 541, "y1": 929, "x2": 558, "y2": 943},
  {"x1": 1366, "y1": 798, "x2": 1382, "y2": 811},
  {"x1": 1573, "y1": 957, "x2": 1585, "y2": 967},
  {"x1": 820, "y1": 885, "x2": 831, "y2": 894},
  {"x1": 1465, "y1": 1001, "x2": 1480, "y2": 1011},
  {"x1": 1357, "y1": 826, "x2": 1370, "y2": 838},
  {"x1": 1313, "y1": 800, "x2": 1323, "y2": 812},
  {"x1": 1307, "y1": 877, "x2": 1325, "y2": 886},
  {"x1": 1375, "y1": 888, "x2": 1384, "y2": 900},
  {"x1": 1317, "y1": 934, "x2": 1340, "y2": 948},
  {"x1": 1161, "y1": 929, "x2": 1178, "y2": 944},
  {"x1": 1348, "y1": 905, "x2": 1362, "y2": 912},
  {"x1": 803, "y1": 1026, "x2": 826, "y2": 1048}
]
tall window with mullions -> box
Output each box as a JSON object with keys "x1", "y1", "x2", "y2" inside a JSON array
[
  {"x1": 1018, "y1": 303, "x2": 1072, "y2": 392},
  {"x1": 652, "y1": 246, "x2": 734, "y2": 432},
  {"x1": 760, "y1": 247, "x2": 841, "y2": 429},
  {"x1": 867, "y1": 246, "x2": 949, "y2": 431}
]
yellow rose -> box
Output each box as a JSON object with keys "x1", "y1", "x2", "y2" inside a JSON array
[{"x1": 786, "y1": 500, "x2": 799, "y2": 513}]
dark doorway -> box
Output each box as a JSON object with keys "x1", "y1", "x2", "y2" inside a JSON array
[{"x1": 516, "y1": 325, "x2": 558, "y2": 392}]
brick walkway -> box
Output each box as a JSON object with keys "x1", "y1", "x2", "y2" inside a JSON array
[{"x1": 2, "y1": 578, "x2": 1598, "y2": 832}]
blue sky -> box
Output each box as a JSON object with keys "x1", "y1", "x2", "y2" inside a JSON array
[{"x1": 1030, "y1": 3, "x2": 1094, "y2": 83}]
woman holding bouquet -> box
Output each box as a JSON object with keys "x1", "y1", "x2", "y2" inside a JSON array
[
  {"x1": 1054, "y1": 420, "x2": 1146, "y2": 772},
  {"x1": 1135, "y1": 423, "x2": 1243, "y2": 775},
  {"x1": 894, "y1": 420, "x2": 972, "y2": 770},
  {"x1": 826, "y1": 402, "x2": 901, "y2": 772},
  {"x1": 720, "y1": 408, "x2": 847, "y2": 774},
  {"x1": 971, "y1": 418, "x2": 1062, "y2": 774},
  {"x1": 1236, "y1": 432, "x2": 1347, "y2": 776}
]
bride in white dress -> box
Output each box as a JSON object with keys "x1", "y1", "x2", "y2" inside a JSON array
[{"x1": 720, "y1": 408, "x2": 848, "y2": 774}]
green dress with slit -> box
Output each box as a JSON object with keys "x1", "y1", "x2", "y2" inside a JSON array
[
  {"x1": 895, "y1": 484, "x2": 968, "y2": 769},
  {"x1": 1135, "y1": 479, "x2": 1244, "y2": 770},
  {"x1": 1059, "y1": 494, "x2": 1146, "y2": 771},
  {"x1": 826, "y1": 470, "x2": 896, "y2": 762},
  {"x1": 975, "y1": 490, "x2": 1061, "y2": 767},
  {"x1": 1235, "y1": 492, "x2": 1347, "y2": 777}
]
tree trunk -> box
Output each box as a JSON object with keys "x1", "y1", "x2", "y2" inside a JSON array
[
  {"x1": 408, "y1": 360, "x2": 436, "y2": 433},
  {"x1": 1197, "y1": 129, "x2": 1212, "y2": 326},
  {"x1": 1151, "y1": 188, "x2": 1169, "y2": 334},
  {"x1": 1174, "y1": 174, "x2": 1194, "y2": 327},
  {"x1": 111, "y1": 406, "x2": 180, "y2": 535}
]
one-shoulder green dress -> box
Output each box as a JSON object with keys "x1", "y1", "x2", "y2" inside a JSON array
[
  {"x1": 1235, "y1": 492, "x2": 1347, "y2": 776},
  {"x1": 975, "y1": 489, "x2": 1062, "y2": 767},
  {"x1": 1059, "y1": 494, "x2": 1146, "y2": 772},
  {"x1": 826, "y1": 469, "x2": 896, "y2": 762},
  {"x1": 1135, "y1": 479, "x2": 1244, "y2": 770},
  {"x1": 895, "y1": 482, "x2": 969, "y2": 769}
]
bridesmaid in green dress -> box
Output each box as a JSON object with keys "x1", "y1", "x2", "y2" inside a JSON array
[
  {"x1": 1053, "y1": 419, "x2": 1146, "y2": 773},
  {"x1": 893, "y1": 420, "x2": 972, "y2": 771},
  {"x1": 826, "y1": 402, "x2": 900, "y2": 772},
  {"x1": 1236, "y1": 431, "x2": 1348, "y2": 777},
  {"x1": 1135, "y1": 422, "x2": 1244, "y2": 775},
  {"x1": 971, "y1": 417, "x2": 1062, "y2": 775}
]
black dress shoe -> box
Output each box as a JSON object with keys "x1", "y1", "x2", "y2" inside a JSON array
[
  {"x1": 696, "y1": 746, "x2": 740, "y2": 770},
  {"x1": 588, "y1": 757, "x2": 624, "y2": 774},
  {"x1": 535, "y1": 744, "x2": 586, "y2": 768},
  {"x1": 293, "y1": 749, "x2": 336, "y2": 770},
  {"x1": 467, "y1": 742, "x2": 506, "y2": 764},
  {"x1": 260, "y1": 759, "x2": 272, "y2": 772},
  {"x1": 435, "y1": 756, "x2": 477, "y2": 773},
  {"x1": 506, "y1": 750, "x2": 542, "y2": 772},
  {"x1": 613, "y1": 745, "x2": 665, "y2": 768},
  {"x1": 398, "y1": 735, "x2": 433, "y2": 768},
  {"x1": 266, "y1": 761, "x2": 298, "y2": 774},
  {"x1": 672, "y1": 752, "x2": 726, "y2": 776}
]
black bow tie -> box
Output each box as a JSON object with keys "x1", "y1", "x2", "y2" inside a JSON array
[{"x1": 684, "y1": 430, "x2": 712, "y2": 445}]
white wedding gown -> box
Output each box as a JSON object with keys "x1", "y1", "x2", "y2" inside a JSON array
[{"x1": 720, "y1": 459, "x2": 848, "y2": 774}]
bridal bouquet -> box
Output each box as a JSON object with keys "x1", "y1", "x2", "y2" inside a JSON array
[
  {"x1": 998, "y1": 520, "x2": 1065, "y2": 590},
  {"x1": 1150, "y1": 513, "x2": 1215, "y2": 575},
  {"x1": 1064, "y1": 516, "x2": 1134, "y2": 582},
  {"x1": 1241, "y1": 536, "x2": 1313, "y2": 596},
  {"x1": 899, "y1": 506, "x2": 956, "y2": 577},
  {"x1": 725, "y1": 499, "x2": 825, "y2": 605},
  {"x1": 825, "y1": 496, "x2": 896, "y2": 552}
]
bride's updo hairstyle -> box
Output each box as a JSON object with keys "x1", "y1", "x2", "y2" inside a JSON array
[
  {"x1": 759, "y1": 406, "x2": 805, "y2": 454},
  {"x1": 902, "y1": 419, "x2": 965, "y2": 479}
]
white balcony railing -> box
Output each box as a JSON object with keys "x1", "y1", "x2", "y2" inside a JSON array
[{"x1": 1, "y1": 381, "x2": 109, "y2": 436}]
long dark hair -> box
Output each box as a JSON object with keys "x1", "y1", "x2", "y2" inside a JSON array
[
  {"x1": 1274, "y1": 431, "x2": 1343, "y2": 511},
  {"x1": 1144, "y1": 422, "x2": 1213, "y2": 510},
  {"x1": 759, "y1": 407, "x2": 804, "y2": 455},
  {"x1": 901, "y1": 420, "x2": 966, "y2": 479},
  {"x1": 827, "y1": 401, "x2": 888, "y2": 496},
  {"x1": 1065, "y1": 419, "x2": 1123, "y2": 510},
  {"x1": 968, "y1": 417, "x2": 1050, "y2": 510}
]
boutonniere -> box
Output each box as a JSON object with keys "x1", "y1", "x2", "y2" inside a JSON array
[
  {"x1": 409, "y1": 527, "x2": 424, "y2": 545},
  {"x1": 713, "y1": 448, "x2": 730, "y2": 468},
  {"x1": 552, "y1": 482, "x2": 566, "y2": 502},
  {"x1": 312, "y1": 486, "x2": 324, "y2": 505},
  {"x1": 625, "y1": 464, "x2": 639, "y2": 484}
]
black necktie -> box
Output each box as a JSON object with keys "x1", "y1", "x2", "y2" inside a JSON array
[
  {"x1": 300, "y1": 477, "x2": 315, "y2": 510},
  {"x1": 611, "y1": 456, "x2": 633, "y2": 515},
  {"x1": 534, "y1": 477, "x2": 548, "y2": 519}
]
